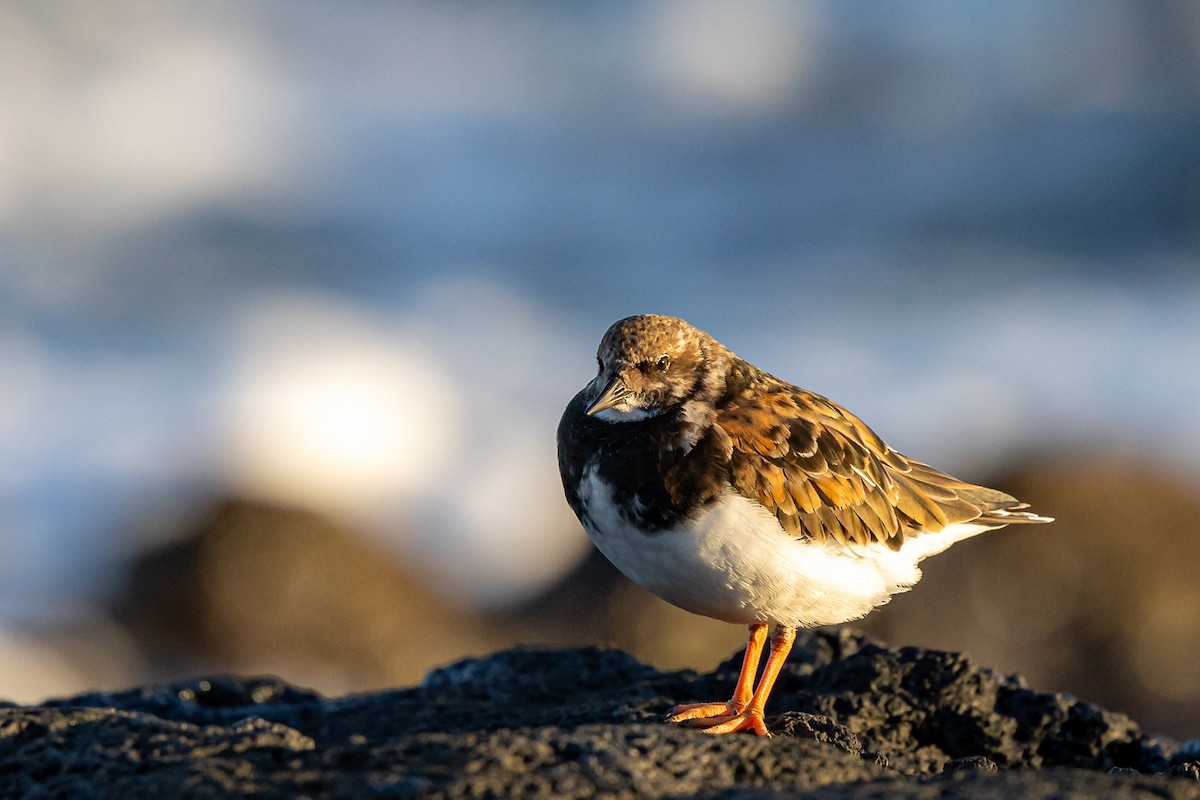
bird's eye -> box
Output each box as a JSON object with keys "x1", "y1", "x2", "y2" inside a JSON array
[{"x1": 656, "y1": 355, "x2": 670, "y2": 371}]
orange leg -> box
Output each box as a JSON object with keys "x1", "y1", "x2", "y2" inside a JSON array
[
  {"x1": 673, "y1": 625, "x2": 796, "y2": 737},
  {"x1": 667, "y1": 624, "x2": 768, "y2": 724}
]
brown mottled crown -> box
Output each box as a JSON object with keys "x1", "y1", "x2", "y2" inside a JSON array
[
  {"x1": 595, "y1": 315, "x2": 727, "y2": 412},
  {"x1": 598, "y1": 315, "x2": 711, "y2": 367}
]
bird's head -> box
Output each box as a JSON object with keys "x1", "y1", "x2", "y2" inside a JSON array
[{"x1": 585, "y1": 315, "x2": 716, "y2": 422}]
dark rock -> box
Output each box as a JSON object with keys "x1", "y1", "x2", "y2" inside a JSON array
[
  {"x1": 1, "y1": 631, "x2": 1196, "y2": 799},
  {"x1": 944, "y1": 755, "x2": 998, "y2": 773},
  {"x1": 797, "y1": 769, "x2": 1200, "y2": 800},
  {"x1": 43, "y1": 675, "x2": 327, "y2": 726},
  {"x1": 773, "y1": 711, "x2": 864, "y2": 754}
]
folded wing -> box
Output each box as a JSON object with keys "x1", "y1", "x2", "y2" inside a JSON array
[{"x1": 713, "y1": 379, "x2": 1047, "y2": 551}]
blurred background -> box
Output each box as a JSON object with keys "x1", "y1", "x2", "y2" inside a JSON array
[{"x1": 1, "y1": 0, "x2": 1198, "y2": 738}]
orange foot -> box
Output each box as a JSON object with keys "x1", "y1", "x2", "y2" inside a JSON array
[
  {"x1": 666, "y1": 703, "x2": 771, "y2": 737},
  {"x1": 666, "y1": 700, "x2": 740, "y2": 723}
]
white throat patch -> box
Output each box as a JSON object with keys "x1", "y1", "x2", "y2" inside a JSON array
[{"x1": 592, "y1": 406, "x2": 656, "y2": 423}]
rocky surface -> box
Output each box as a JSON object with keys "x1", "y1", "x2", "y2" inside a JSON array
[{"x1": 2, "y1": 630, "x2": 1198, "y2": 798}]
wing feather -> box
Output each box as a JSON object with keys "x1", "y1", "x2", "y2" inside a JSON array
[{"x1": 713, "y1": 366, "x2": 1041, "y2": 548}]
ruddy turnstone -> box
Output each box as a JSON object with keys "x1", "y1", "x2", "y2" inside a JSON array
[{"x1": 557, "y1": 314, "x2": 1052, "y2": 736}]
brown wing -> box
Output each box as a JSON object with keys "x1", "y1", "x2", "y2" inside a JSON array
[{"x1": 714, "y1": 379, "x2": 1029, "y2": 551}]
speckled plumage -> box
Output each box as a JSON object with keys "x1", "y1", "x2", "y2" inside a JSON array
[{"x1": 556, "y1": 314, "x2": 1051, "y2": 735}]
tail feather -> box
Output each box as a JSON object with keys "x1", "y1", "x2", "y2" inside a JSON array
[{"x1": 977, "y1": 502, "x2": 1054, "y2": 526}]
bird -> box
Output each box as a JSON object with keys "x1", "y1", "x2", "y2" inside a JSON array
[{"x1": 556, "y1": 314, "x2": 1052, "y2": 736}]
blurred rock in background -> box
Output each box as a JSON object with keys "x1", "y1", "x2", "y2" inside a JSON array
[{"x1": 115, "y1": 500, "x2": 496, "y2": 694}]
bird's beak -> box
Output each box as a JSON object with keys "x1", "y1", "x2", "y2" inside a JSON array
[{"x1": 586, "y1": 376, "x2": 631, "y2": 416}]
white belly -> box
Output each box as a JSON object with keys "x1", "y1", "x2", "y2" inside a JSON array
[{"x1": 577, "y1": 469, "x2": 986, "y2": 627}]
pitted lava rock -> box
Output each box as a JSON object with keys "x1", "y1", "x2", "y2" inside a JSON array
[{"x1": 1, "y1": 630, "x2": 1196, "y2": 798}]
